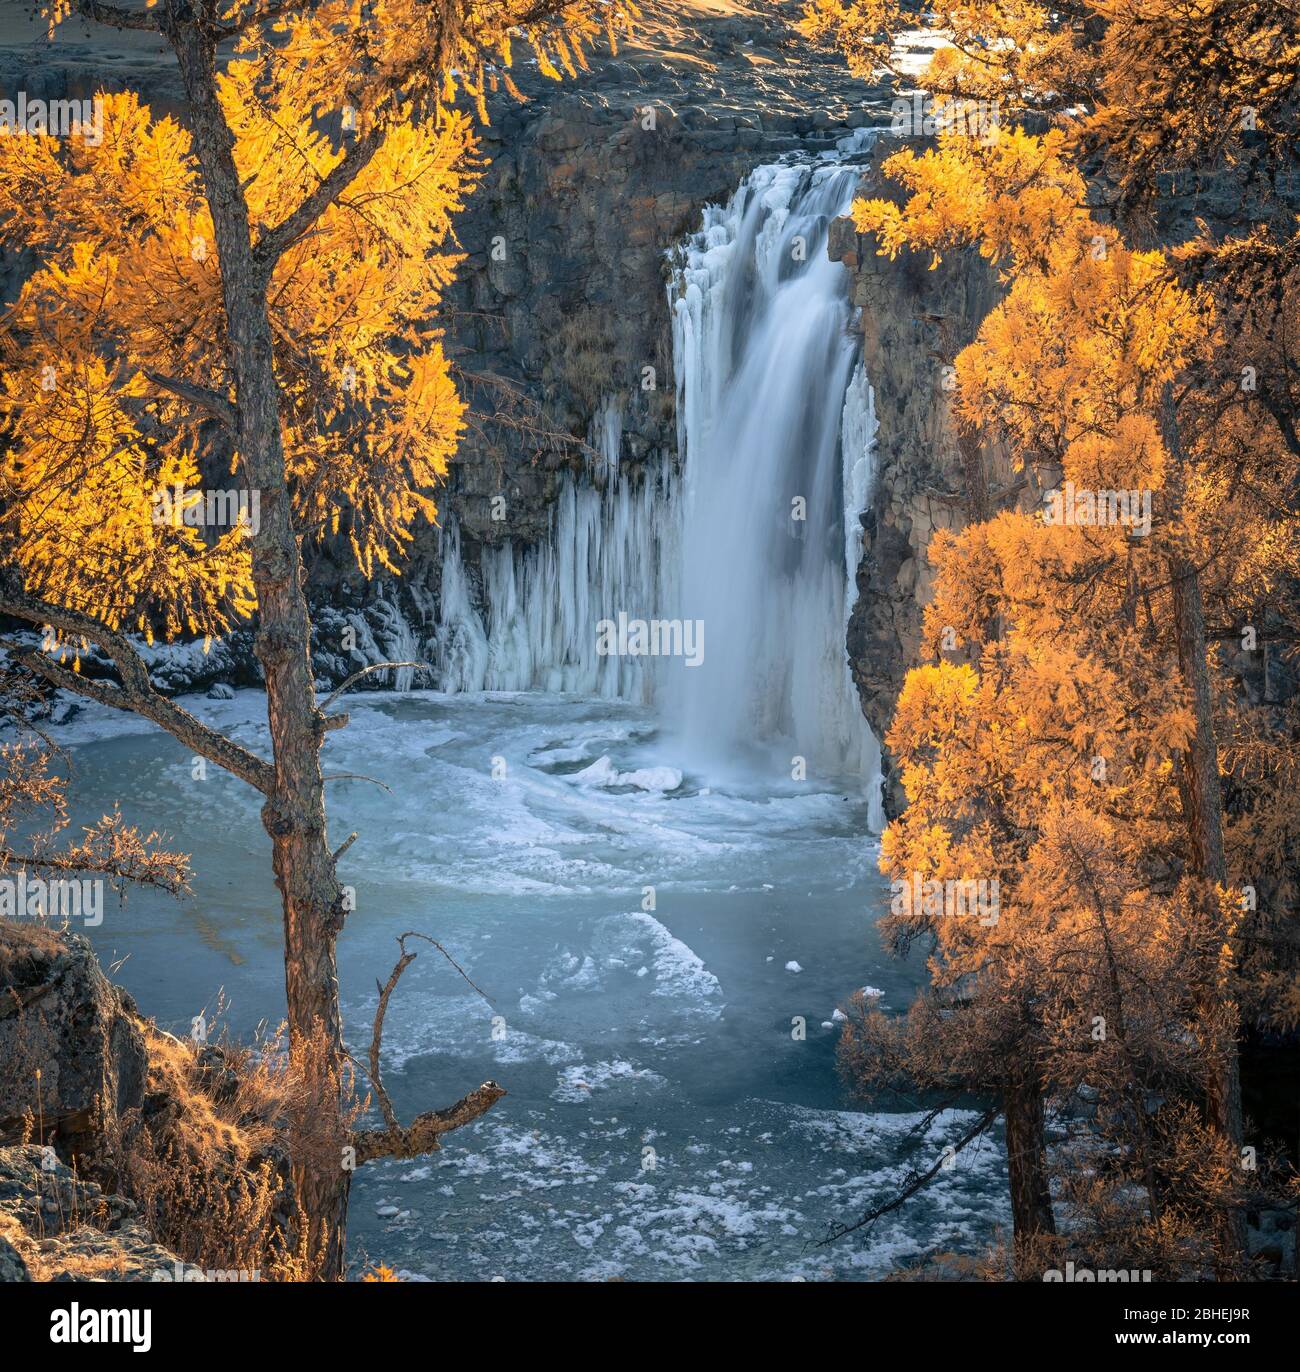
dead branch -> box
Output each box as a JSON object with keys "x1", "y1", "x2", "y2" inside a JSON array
[
  {"x1": 817, "y1": 1104, "x2": 1000, "y2": 1245},
  {"x1": 321, "y1": 772, "x2": 392, "y2": 793},
  {"x1": 350, "y1": 932, "x2": 502, "y2": 1162},
  {"x1": 0, "y1": 583, "x2": 274, "y2": 795},
  {"x1": 143, "y1": 370, "x2": 239, "y2": 430},
  {"x1": 320, "y1": 660, "x2": 433, "y2": 712},
  {"x1": 351, "y1": 1082, "x2": 507, "y2": 1163}
]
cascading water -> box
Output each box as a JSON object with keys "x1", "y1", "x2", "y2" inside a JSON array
[
  {"x1": 432, "y1": 157, "x2": 882, "y2": 822},
  {"x1": 669, "y1": 162, "x2": 882, "y2": 818}
]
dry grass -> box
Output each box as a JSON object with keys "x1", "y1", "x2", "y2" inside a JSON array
[
  {"x1": 551, "y1": 307, "x2": 622, "y2": 413},
  {"x1": 10, "y1": 1236, "x2": 136, "y2": 1282},
  {"x1": 0, "y1": 1205, "x2": 36, "y2": 1268},
  {"x1": 4, "y1": 988, "x2": 364, "y2": 1282},
  {"x1": 108, "y1": 1021, "x2": 358, "y2": 1282}
]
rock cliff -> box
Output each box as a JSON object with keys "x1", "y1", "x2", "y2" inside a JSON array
[{"x1": 829, "y1": 156, "x2": 1014, "y2": 813}]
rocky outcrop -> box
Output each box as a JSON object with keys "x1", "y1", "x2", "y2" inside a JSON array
[
  {"x1": 831, "y1": 153, "x2": 1015, "y2": 815},
  {"x1": 0, "y1": 922, "x2": 147, "y2": 1172},
  {"x1": 0, "y1": 1145, "x2": 193, "y2": 1282},
  {"x1": 0, "y1": 922, "x2": 290, "y2": 1280}
]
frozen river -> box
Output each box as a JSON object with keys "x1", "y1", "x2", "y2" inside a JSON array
[{"x1": 55, "y1": 688, "x2": 1007, "y2": 1280}]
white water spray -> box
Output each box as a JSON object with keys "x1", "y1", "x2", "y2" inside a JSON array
[{"x1": 669, "y1": 163, "x2": 882, "y2": 817}]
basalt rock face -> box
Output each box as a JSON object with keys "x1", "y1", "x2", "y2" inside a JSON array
[
  {"x1": 830, "y1": 152, "x2": 1015, "y2": 817},
  {"x1": 0, "y1": 922, "x2": 148, "y2": 1174}
]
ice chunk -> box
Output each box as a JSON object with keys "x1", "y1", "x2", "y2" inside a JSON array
[{"x1": 572, "y1": 756, "x2": 682, "y2": 792}]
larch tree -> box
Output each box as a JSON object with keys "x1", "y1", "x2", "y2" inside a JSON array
[
  {"x1": 804, "y1": 0, "x2": 1299, "y2": 1273},
  {"x1": 0, "y1": 0, "x2": 632, "y2": 1277}
]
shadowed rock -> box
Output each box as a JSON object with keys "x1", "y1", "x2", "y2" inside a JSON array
[{"x1": 0, "y1": 921, "x2": 147, "y2": 1173}]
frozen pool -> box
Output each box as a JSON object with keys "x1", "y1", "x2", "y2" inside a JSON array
[{"x1": 49, "y1": 688, "x2": 1007, "y2": 1280}]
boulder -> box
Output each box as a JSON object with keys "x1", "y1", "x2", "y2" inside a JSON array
[{"x1": 0, "y1": 921, "x2": 148, "y2": 1170}]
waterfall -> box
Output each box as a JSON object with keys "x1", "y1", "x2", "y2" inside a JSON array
[
  {"x1": 432, "y1": 159, "x2": 882, "y2": 820},
  {"x1": 669, "y1": 162, "x2": 882, "y2": 816}
]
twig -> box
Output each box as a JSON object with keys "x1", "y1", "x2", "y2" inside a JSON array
[
  {"x1": 349, "y1": 933, "x2": 502, "y2": 1162},
  {"x1": 320, "y1": 661, "x2": 433, "y2": 712},
  {"x1": 817, "y1": 1105, "x2": 1000, "y2": 1246},
  {"x1": 322, "y1": 773, "x2": 392, "y2": 794}
]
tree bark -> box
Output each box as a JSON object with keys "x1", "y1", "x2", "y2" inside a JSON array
[
  {"x1": 1162, "y1": 387, "x2": 1247, "y2": 1273},
  {"x1": 1003, "y1": 1074, "x2": 1056, "y2": 1258}
]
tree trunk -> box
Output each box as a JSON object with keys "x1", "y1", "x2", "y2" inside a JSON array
[
  {"x1": 1169, "y1": 551, "x2": 1248, "y2": 1270},
  {"x1": 169, "y1": 17, "x2": 351, "y2": 1279},
  {"x1": 1162, "y1": 387, "x2": 1247, "y2": 1272},
  {"x1": 1003, "y1": 1075, "x2": 1055, "y2": 1258}
]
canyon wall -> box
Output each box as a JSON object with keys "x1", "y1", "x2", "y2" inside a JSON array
[{"x1": 829, "y1": 158, "x2": 1012, "y2": 814}]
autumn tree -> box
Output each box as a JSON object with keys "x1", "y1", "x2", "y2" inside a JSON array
[
  {"x1": 0, "y1": 0, "x2": 631, "y2": 1277},
  {"x1": 805, "y1": 0, "x2": 1299, "y2": 1274}
]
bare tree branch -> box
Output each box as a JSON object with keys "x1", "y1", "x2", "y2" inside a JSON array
[
  {"x1": 352, "y1": 1081, "x2": 506, "y2": 1163},
  {"x1": 350, "y1": 932, "x2": 502, "y2": 1162},
  {"x1": 320, "y1": 660, "x2": 432, "y2": 712},
  {"x1": 144, "y1": 371, "x2": 239, "y2": 430},
  {"x1": 74, "y1": 0, "x2": 160, "y2": 31},
  {"x1": 818, "y1": 1105, "x2": 1000, "y2": 1246},
  {"x1": 252, "y1": 129, "x2": 385, "y2": 275},
  {"x1": 0, "y1": 582, "x2": 274, "y2": 795},
  {"x1": 322, "y1": 772, "x2": 392, "y2": 793}
]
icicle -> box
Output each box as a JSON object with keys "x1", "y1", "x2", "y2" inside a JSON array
[{"x1": 433, "y1": 400, "x2": 678, "y2": 701}]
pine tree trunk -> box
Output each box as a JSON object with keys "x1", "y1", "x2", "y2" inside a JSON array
[
  {"x1": 170, "y1": 19, "x2": 351, "y2": 1279},
  {"x1": 1169, "y1": 551, "x2": 1248, "y2": 1269},
  {"x1": 1003, "y1": 1075, "x2": 1055, "y2": 1255},
  {"x1": 1163, "y1": 387, "x2": 1247, "y2": 1272}
]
